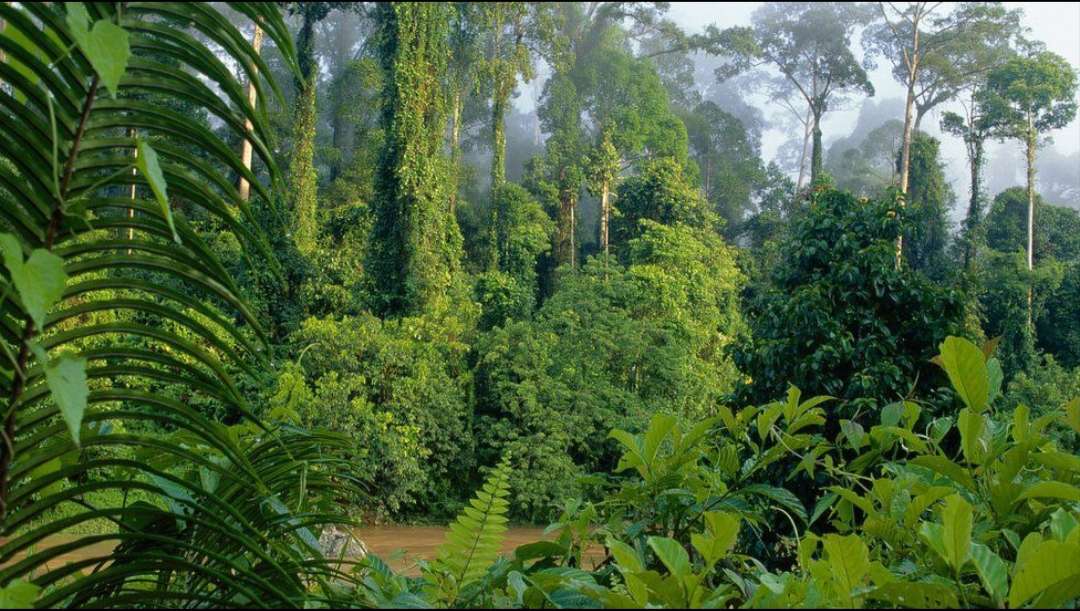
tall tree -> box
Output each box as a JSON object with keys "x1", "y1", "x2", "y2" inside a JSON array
[
  {"x1": 532, "y1": 2, "x2": 685, "y2": 272},
  {"x1": 586, "y1": 130, "x2": 620, "y2": 258},
  {"x1": 718, "y1": 2, "x2": 874, "y2": 184},
  {"x1": 480, "y1": 2, "x2": 535, "y2": 191},
  {"x1": 368, "y1": 3, "x2": 462, "y2": 316},
  {"x1": 982, "y1": 50, "x2": 1078, "y2": 326},
  {"x1": 280, "y1": 2, "x2": 352, "y2": 254},
  {"x1": 941, "y1": 85, "x2": 996, "y2": 270},
  {"x1": 238, "y1": 24, "x2": 263, "y2": 202},
  {"x1": 865, "y1": 2, "x2": 1020, "y2": 194},
  {"x1": 900, "y1": 132, "x2": 954, "y2": 277},
  {"x1": 684, "y1": 101, "x2": 765, "y2": 227},
  {"x1": 446, "y1": 3, "x2": 484, "y2": 215}
]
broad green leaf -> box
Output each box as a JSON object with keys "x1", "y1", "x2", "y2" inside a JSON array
[
  {"x1": 1049, "y1": 508, "x2": 1079, "y2": 542},
  {"x1": 970, "y1": 542, "x2": 1008, "y2": 604},
  {"x1": 986, "y1": 358, "x2": 1003, "y2": 405},
  {"x1": 0, "y1": 580, "x2": 40, "y2": 609},
  {"x1": 608, "y1": 539, "x2": 644, "y2": 574},
  {"x1": 919, "y1": 522, "x2": 949, "y2": 565},
  {"x1": 1065, "y1": 398, "x2": 1080, "y2": 435},
  {"x1": 67, "y1": 3, "x2": 130, "y2": 97},
  {"x1": 692, "y1": 512, "x2": 740, "y2": 567},
  {"x1": 869, "y1": 582, "x2": 959, "y2": 608},
  {"x1": 28, "y1": 345, "x2": 87, "y2": 447},
  {"x1": 136, "y1": 140, "x2": 180, "y2": 243},
  {"x1": 957, "y1": 408, "x2": 985, "y2": 465},
  {"x1": 822, "y1": 534, "x2": 869, "y2": 605},
  {"x1": 1009, "y1": 539, "x2": 1080, "y2": 608},
  {"x1": 1016, "y1": 481, "x2": 1080, "y2": 504},
  {"x1": 936, "y1": 336, "x2": 988, "y2": 412},
  {"x1": 940, "y1": 494, "x2": 972, "y2": 572},
  {"x1": 909, "y1": 455, "x2": 976, "y2": 491},
  {"x1": 647, "y1": 537, "x2": 690, "y2": 577},
  {"x1": 0, "y1": 234, "x2": 66, "y2": 330}
]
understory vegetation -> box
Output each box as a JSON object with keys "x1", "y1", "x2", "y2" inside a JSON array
[{"x1": 0, "y1": 2, "x2": 1078, "y2": 609}]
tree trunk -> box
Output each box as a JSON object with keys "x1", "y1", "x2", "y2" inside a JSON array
[
  {"x1": 1026, "y1": 119, "x2": 1036, "y2": 328},
  {"x1": 963, "y1": 138, "x2": 984, "y2": 271},
  {"x1": 809, "y1": 111, "x2": 823, "y2": 184},
  {"x1": 238, "y1": 25, "x2": 263, "y2": 202},
  {"x1": 796, "y1": 107, "x2": 812, "y2": 190},
  {"x1": 899, "y1": 83, "x2": 916, "y2": 194},
  {"x1": 449, "y1": 91, "x2": 462, "y2": 215},
  {"x1": 492, "y1": 97, "x2": 507, "y2": 192},
  {"x1": 599, "y1": 179, "x2": 610, "y2": 257}
]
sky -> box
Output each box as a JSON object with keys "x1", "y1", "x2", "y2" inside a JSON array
[{"x1": 663, "y1": 2, "x2": 1080, "y2": 201}]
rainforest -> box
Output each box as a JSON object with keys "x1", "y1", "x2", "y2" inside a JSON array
[{"x1": 1, "y1": 2, "x2": 1080, "y2": 608}]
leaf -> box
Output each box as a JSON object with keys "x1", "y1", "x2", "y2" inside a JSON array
[
  {"x1": 67, "y1": 3, "x2": 130, "y2": 97},
  {"x1": 1065, "y1": 398, "x2": 1080, "y2": 435},
  {"x1": 136, "y1": 140, "x2": 179, "y2": 243},
  {"x1": 869, "y1": 582, "x2": 959, "y2": 608},
  {"x1": 0, "y1": 234, "x2": 66, "y2": 329},
  {"x1": 691, "y1": 512, "x2": 740, "y2": 567},
  {"x1": 647, "y1": 537, "x2": 690, "y2": 577},
  {"x1": 986, "y1": 358, "x2": 1003, "y2": 405},
  {"x1": 969, "y1": 542, "x2": 1008, "y2": 604},
  {"x1": 1009, "y1": 539, "x2": 1080, "y2": 608},
  {"x1": 434, "y1": 455, "x2": 512, "y2": 589},
  {"x1": 936, "y1": 336, "x2": 988, "y2": 412},
  {"x1": 741, "y1": 484, "x2": 807, "y2": 522},
  {"x1": 1016, "y1": 481, "x2": 1080, "y2": 504},
  {"x1": 909, "y1": 455, "x2": 976, "y2": 491},
  {"x1": 0, "y1": 579, "x2": 40, "y2": 609},
  {"x1": 940, "y1": 494, "x2": 972, "y2": 572},
  {"x1": 822, "y1": 534, "x2": 869, "y2": 605},
  {"x1": 29, "y1": 345, "x2": 87, "y2": 447},
  {"x1": 608, "y1": 539, "x2": 644, "y2": 574},
  {"x1": 957, "y1": 408, "x2": 985, "y2": 465}
]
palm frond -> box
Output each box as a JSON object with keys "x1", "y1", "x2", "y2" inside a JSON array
[{"x1": 0, "y1": 2, "x2": 359, "y2": 607}]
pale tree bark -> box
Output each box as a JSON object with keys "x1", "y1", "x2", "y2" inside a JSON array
[
  {"x1": 449, "y1": 91, "x2": 462, "y2": 215},
  {"x1": 238, "y1": 25, "x2": 264, "y2": 202},
  {"x1": 796, "y1": 107, "x2": 812, "y2": 190},
  {"x1": 599, "y1": 179, "x2": 610, "y2": 257},
  {"x1": 1025, "y1": 115, "x2": 1036, "y2": 328}
]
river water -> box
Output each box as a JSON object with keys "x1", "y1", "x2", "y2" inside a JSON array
[{"x1": 4, "y1": 525, "x2": 567, "y2": 576}]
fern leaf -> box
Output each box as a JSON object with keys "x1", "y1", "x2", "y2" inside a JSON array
[{"x1": 434, "y1": 454, "x2": 512, "y2": 587}]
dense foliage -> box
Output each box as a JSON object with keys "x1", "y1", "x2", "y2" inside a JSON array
[{"x1": 1, "y1": 2, "x2": 1078, "y2": 609}]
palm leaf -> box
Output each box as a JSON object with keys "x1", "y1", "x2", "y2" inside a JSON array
[{"x1": 0, "y1": 2, "x2": 360, "y2": 607}]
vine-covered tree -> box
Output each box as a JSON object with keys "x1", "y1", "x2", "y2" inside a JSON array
[{"x1": 367, "y1": 3, "x2": 464, "y2": 316}]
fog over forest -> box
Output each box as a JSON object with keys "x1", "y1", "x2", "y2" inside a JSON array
[{"x1": 498, "y1": 2, "x2": 1080, "y2": 216}]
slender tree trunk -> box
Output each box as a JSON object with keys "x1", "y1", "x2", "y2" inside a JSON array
[
  {"x1": 449, "y1": 90, "x2": 462, "y2": 215},
  {"x1": 809, "y1": 111, "x2": 823, "y2": 184},
  {"x1": 899, "y1": 84, "x2": 916, "y2": 194},
  {"x1": 238, "y1": 25, "x2": 263, "y2": 202},
  {"x1": 491, "y1": 98, "x2": 507, "y2": 190},
  {"x1": 599, "y1": 179, "x2": 610, "y2": 257},
  {"x1": 796, "y1": 107, "x2": 812, "y2": 190},
  {"x1": 1025, "y1": 119, "x2": 1037, "y2": 328},
  {"x1": 963, "y1": 138, "x2": 984, "y2": 271},
  {"x1": 570, "y1": 195, "x2": 576, "y2": 268}
]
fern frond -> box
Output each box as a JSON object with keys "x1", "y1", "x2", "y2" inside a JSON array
[{"x1": 434, "y1": 454, "x2": 512, "y2": 588}]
